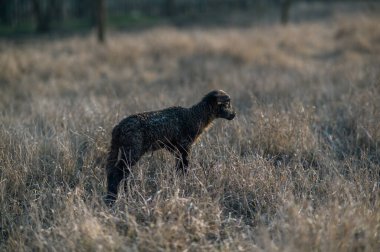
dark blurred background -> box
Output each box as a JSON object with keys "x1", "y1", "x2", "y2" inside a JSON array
[{"x1": 1, "y1": 0, "x2": 377, "y2": 40}]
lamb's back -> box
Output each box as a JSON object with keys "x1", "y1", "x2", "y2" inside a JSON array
[
  {"x1": 113, "y1": 106, "x2": 189, "y2": 148},
  {"x1": 140, "y1": 106, "x2": 187, "y2": 143}
]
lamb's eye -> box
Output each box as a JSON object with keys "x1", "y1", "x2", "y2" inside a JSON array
[{"x1": 218, "y1": 100, "x2": 230, "y2": 107}]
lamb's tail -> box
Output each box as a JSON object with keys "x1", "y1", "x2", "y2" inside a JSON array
[
  {"x1": 106, "y1": 124, "x2": 122, "y2": 173},
  {"x1": 106, "y1": 145, "x2": 119, "y2": 174}
]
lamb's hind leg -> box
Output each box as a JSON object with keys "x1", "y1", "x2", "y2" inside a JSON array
[
  {"x1": 106, "y1": 164, "x2": 124, "y2": 204},
  {"x1": 105, "y1": 146, "x2": 140, "y2": 205}
]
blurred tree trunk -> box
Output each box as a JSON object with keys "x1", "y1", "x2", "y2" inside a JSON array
[
  {"x1": 0, "y1": 0, "x2": 13, "y2": 25},
  {"x1": 32, "y1": 0, "x2": 53, "y2": 32},
  {"x1": 281, "y1": 0, "x2": 292, "y2": 25},
  {"x1": 87, "y1": 0, "x2": 97, "y2": 28},
  {"x1": 51, "y1": 0, "x2": 63, "y2": 23},
  {"x1": 96, "y1": 0, "x2": 106, "y2": 43},
  {"x1": 163, "y1": 0, "x2": 175, "y2": 17}
]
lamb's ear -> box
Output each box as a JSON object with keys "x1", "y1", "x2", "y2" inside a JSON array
[
  {"x1": 202, "y1": 90, "x2": 218, "y2": 103},
  {"x1": 203, "y1": 90, "x2": 229, "y2": 105}
]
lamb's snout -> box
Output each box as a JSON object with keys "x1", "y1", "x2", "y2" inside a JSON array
[{"x1": 227, "y1": 111, "x2": 236, "y2": 120}]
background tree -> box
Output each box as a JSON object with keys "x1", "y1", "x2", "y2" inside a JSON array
[
  {"x1": 31, "y1": 0, "x2": 62, "y2": 33},
  {"x1": 0, "y1": 0, "x2": 13, "y2": 25},
  {"x1": 281, "y1": 0, "x2": 292, "y2": 25},
  {"x1": 96, "y1": 0, "x2": 106, "y2": 43},
  {"x1": 31, "y1": 0, "x2": 51, "y2": 32},
  {"x1": 163, "y1": 0, "x2": 176, "y2": 17}
]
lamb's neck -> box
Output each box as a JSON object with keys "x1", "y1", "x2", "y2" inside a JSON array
[{"x1": 190, "y1": 101, "x2": 215, "y2": 132}]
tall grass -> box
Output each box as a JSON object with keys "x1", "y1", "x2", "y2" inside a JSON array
[{"x1": 1, "y1": 5, "x2": 379, "y2": 251}]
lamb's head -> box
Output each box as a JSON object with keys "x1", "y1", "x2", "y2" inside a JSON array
[{"x1": 202, "y1": 90, "x2": 236, "y2": 120}]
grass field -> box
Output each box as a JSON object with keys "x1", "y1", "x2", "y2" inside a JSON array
[{"x1": 1, "y1": 3, "x2": 380, "y2": 251}]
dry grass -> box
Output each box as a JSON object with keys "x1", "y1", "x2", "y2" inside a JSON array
[{"x1": 1, "y1": 4, "x2": 380, "y2": 251}]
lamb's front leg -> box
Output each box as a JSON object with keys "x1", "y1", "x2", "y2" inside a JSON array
[{"x1": 173, "y1": 146, "x2": 190, "y2": 174}]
